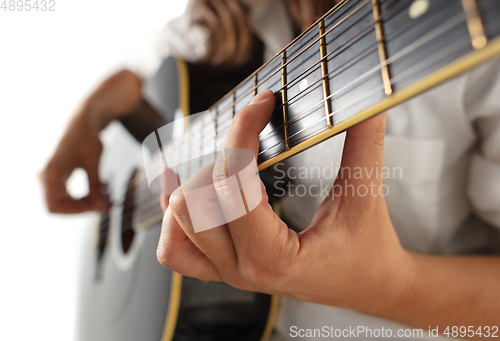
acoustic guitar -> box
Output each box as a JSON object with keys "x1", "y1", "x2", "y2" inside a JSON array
[{"x1": 76, "y1": 0, "x2": 500, "y2": 340}]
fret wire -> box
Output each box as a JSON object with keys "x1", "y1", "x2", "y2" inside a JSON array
[
  {"x1": 126, "y1": 1, "x2": 468, "y2": 209},
  {"x1": 198, "y1": 121, "x2": 203, "y2": 171},
  {"x1": 266, "y1": 13, "x2": 469, "y2": 151},
  {"x1": 253, "y1": 74, "x2": 258, "y2": 96},
  {"x1": 135, "y1": 0, "x2": 406, "y2": 195},
  {"x1": 266, "y1": 0, "x2": 409, "y2": 114},
  {"x1": 213, "y1": 107, "x2": 218, "y2": 160},
  {"x1": 210, "y1": 0, "x2": 411, "y2": 126},
  {"x1": 231, "y1": 91, "x2": 236, "y2": 118},
  {"x1": 127, "y1": 29, "x2": 464, "y2": 226},
  {"x1": 210, "y1": 0, "x2": 371, "y2": 121},
  {"x1": 260, "y1": 42, "x2": 377, "y2": 143},
  {"x1": 258, "y1": 30, "x2": 472, "y2": 157},
  {"x1": 281, "y1": 51, "x2": 291, "y2": 151},
  {"x1": 260, "y1": 22, "x2": 383, "y2": 143},
  {"x1": 461, "y1": 0, "x2": 487, "y2": 49},
  {"x1": 372, "y1": 0, "x2": 393, "y2": 95},
  {"x1": 127, "y1": 30, "x2": 475, "y2": 230},
  {"x1": 217, "y1": 4, "x2": 395, "y2": 145},
  {"x1": 319, "y1": 19, "x2": 334, "y2": 128},
  {"x1": 185, "y1": 131, "x2": 190, "y2": 180},
  {"x1": 259, "y1": 1, "x2": 463, "y2": 144},
  {"x1": 120, "y1": 3, "x2": 496, "y2": 230},
  {"x1": 173, "y1": 139, "x2": 179, "y2": 174},
  {"x1": 259, "y1": 85, "x2": 384, "y2": 157}
]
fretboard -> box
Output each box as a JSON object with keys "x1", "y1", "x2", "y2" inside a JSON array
[{"x1": 134, "y1": 0, "x2": 500, "y2": 231}]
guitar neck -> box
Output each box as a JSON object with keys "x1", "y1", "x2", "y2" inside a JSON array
[{"x1": 134, "y1": 0, "x2": 500, "y2": 231}]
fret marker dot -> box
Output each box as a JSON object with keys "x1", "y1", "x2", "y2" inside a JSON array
[
  {"x1": 299, "y1": 78, "x2": 308, "y2": 92},
  {"x1": 408, "y1": 0, "x2": 429, "y2": 19}
]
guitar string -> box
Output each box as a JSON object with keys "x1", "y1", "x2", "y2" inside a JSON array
[
  {"x1": 258, "y1": 13, "x2": 463, "y2": 155},
  {"x1": 258, "y1": 31, "x2": 471, "y2": 157},
  {"x1": 115, "y1": 33, "x2": 472, "y2": 229},
  {"x1": 257, "y1": 5, "x2": 464, "y2": 144},
  {"x1": 209, "y1": 0, "x2": 368, "y2": 120},
  {"x1": 211, "y1": 0, "x2": 426, "y2": 123},
  {"x1": 212, "y1": 8, "x2": 402, "y2": 140},
  {"x1": 215, "y1": 23, "x2": 378, "y2": 135},
  {"x1": 211, "y1": 0, "x2": 411, "y2": 122},
  {"x1": 110, "y1": 2, "x2": 470, "y2": 224},
  {"x1": 111, "y1": 7, "x2": 466, "y2": 222},
  {"x1": 216, "y1": 0, "x2": 415, "y2": 124},
  {"x1": 113, "y1": 11, "x2": 470, "y2": 224},
  {"x1": 217, "y1": 0, "x2": 452, "y2": 140},
  {"x1": 112, "y1": 44, "x2": 467, "y2": 236},
  {"x1": 208, "y1": 0, "x2": 447, "y2": 138},
  {"x1": 119, "y1": 0, "x2": 452, "y2": 197},
  {"x1": 130, "y1": 0, "x2": 419, "y2": 172},
  {"x1": 249, "y1": 0, "x2": 437, "y2": 141},
  {"x1": 208, "y1": 6, "x2": 463, "y2": 147}
]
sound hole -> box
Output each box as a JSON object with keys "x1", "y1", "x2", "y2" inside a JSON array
[{"x1": 121, "y1": 169, "x2": 138, "y2": 254}]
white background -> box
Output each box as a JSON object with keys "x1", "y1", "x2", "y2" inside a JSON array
[{"x1": 0, "y1": 1, "x2": 187, "y2": 339}]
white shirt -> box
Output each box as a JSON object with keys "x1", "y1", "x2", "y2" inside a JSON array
[{"x1": 127, "y1": 1, "x2": 500, "y2": 339}]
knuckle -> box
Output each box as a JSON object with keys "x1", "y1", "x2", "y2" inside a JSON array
[
  {"x1": 168, "y1": 193, "x2": 183, "y2": 214},
  {"x1": 168, "y1": 193, "x2": 191, "y2": 224},
  {"x1": 239, "y1": 254, "x2": 292, "y2": 290},
  {"x1": 156, "y1": 244, "x2": 172, "y2": 268},
  {"x1": 372, "y1": 128, "x2": 386, "y2": 149},
  {"x1": 156, "y1": 237, "x2": 178, "y2": 269},
  {"x1": 240, "y1": 261, "x2": 274, "y2": 287},
  {"x1": 230, "y1": 113, "x2": 251, "y2": 132},
  {"x1": 242, "y1": 263, "x2": 288, "y2": 290}
]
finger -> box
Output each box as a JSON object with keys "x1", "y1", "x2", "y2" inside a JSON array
[
  {"x1": 337, "y1": 112, "x2": 386, "y2": 187},
  {"x1": 168, "y1": 163, "x2": 238, "y2": 273},
  {"x1": 167, "y1": 89, "x2": 276, "y2": 273},
  {"x1": 41, "y1": 164, "x2": 95, "y2": 214},
  {"x1": 160, "y1": 195, "x2": 168, "y2": 213},
  {"x1": 157, "y1": 206, "x2": 221, "y2": 281},
  {"x1": 84, "y1": 156, "x2": 109, "y2": 211},
  {"x1": 221, "y1": 89, "x2": 275, "y2": 158},
  {"x1": 159, "y1": 167, "x2": 180, "y2": 212},
  {"x1": 320, "y1": 113, "x2": 387, "y2": 215},
  {"x1": 213, "y1": 90, "x2": 299, "y2": 260}
]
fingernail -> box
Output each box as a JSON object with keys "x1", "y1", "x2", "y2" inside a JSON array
[{"x1": 250, "y1": 89, "x2": 273, "y2": 104}]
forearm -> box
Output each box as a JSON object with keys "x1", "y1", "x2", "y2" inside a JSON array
[
  {"x1": 377, "y1": 252, "x2": 500, "y2": 339},
  {"x1": 83, "y1": 69, "x2": 143, "y2": 130}
]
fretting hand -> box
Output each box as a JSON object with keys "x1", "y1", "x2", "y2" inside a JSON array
[{"x1": 157, "y1": 89, "x2": 412, "y2": 315}]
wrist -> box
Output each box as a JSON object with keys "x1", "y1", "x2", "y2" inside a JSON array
[
  {"x1": 347, "y1": 249, "x2": 417, "y2": 318},
  {"x1": 360, "y1": 249, "x2": 418, "y2": 318}
]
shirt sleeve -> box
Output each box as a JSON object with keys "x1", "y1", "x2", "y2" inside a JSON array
[{"x1": 465, "y1": 57, "x2": 500, "y2": 229}]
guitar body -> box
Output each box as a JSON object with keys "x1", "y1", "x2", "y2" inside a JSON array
[
  {"x1": 77, "y1": 57, "x2": 277, "y2": 341},
  {"x1": 76, "y1": 1, "x2": 500, "y2": 339}
]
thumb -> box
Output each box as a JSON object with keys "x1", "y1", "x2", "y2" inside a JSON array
[{"x1": 336, "y1": 112, "x2": 386, "y2": 188}]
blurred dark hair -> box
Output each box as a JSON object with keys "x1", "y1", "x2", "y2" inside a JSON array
[{"x1": 190, "y1": 0, "x2": 340, "y2": 65}]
